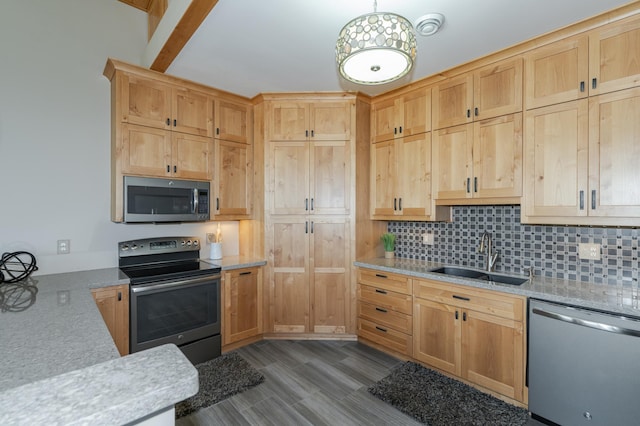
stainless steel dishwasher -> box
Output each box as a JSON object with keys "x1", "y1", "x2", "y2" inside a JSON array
[{"x1": 529, "y1": 298, "x2": 640, "y2": 425}]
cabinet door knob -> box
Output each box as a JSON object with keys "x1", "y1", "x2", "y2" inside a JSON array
[
  {"x1": 474, "y1": 107, "x2": 478, "y2": 116},
  {"x1": 166, "y1": 118, "x2": 170, "y2": 126},
  {"x1": 173, "y1": 119, "x2": 177, "y2": 127},
  {"x1": 592, "y1": 78, "x2": 597, "y2": 89},
  {"x1": 117, "y1": 291, "x2": 122, "y2": 301},
  {"x1": 466, "y1": 109, "x2": 471, "y2": 118},
  {"x1": 580, "y1": 81, "x2": 585, "y2": 92},
  {"x1": 399, "y1": 126, "x2": 402, "y2": 134}
]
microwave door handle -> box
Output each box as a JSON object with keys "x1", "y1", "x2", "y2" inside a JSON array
[{"x1": 193, "y1": 188, "x2": 198, "y2": 214}]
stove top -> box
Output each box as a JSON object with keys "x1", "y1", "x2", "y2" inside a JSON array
[{"x1": 118, "y1": 236, "x2": 221, "y2": 285}]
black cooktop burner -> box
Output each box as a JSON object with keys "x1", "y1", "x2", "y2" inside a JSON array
[{"x1": 121, "y1": 260, "x2": 221, "y2": 285}]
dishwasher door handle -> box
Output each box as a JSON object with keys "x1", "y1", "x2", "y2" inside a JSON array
[{"x1": 532, "y1": 308, "x2": 640, "y2": 338}]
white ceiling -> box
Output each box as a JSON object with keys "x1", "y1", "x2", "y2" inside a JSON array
[{"x1": 166, "y1": 0, "x2": 634, "y2": 99}]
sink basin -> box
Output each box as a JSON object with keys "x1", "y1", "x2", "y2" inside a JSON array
[{"x1": 429, "y1": 267, "x2": 528, "y2": 286}]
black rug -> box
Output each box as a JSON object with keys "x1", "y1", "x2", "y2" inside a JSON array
[
  {"x1": 175, "y1": 352, "x2": 265, "y2": 418},
  {"x1": 368, "y1": 361, "x2": 529, "y2": 426}
]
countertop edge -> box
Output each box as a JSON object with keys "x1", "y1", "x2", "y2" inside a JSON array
[{"x1": 0, "y1": 344, "x2": 197, "y2": 425}]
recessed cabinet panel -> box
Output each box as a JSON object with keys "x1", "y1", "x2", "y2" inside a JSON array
[
  {"x1": 311, "y1": 141, "x2": 350, "y2": 215},
  {"x1": 474, "y1": 58, "x2": 523, "y2": 120},
  {"x1": 121, "y1": 124, "x2": 172, "y2": 177},
  {"x1": 589, "y1": 89, "x2": 640, "y2": 217},
  {"x1": 215, "y1": 140, "x2": 251, "y2": 217},
  {"x1": 121, "y1": 74, "x2": 172, "y2": 129},
  {"x1": 524, "y1": 100, "x2": 589, "y2": 218},
  {"x1": 311, "y1": 102, "x2": 351, "y2": 140},
  {"x1": 171, "y1": 133, "x2": 212, "y2": 180},
  {"x1": 215, "y1": 99, "x2": 249, "y2": 143},
  {"x1": 433, "y1": 74, "x2": 474, "y2": 129},
  {"x1": 269, "y1": 142, "x2": 310, "y2": 215},
  {"x1": 223, "y1": 267, "x2": 263, "y2": 345},
  {"x1": 433, "y1": 124, "x2": 473, "y2": 200},
  {"x1": 270, "y1": 103, "x2": 308, "y2": 141},
  {"x1": 172, "y1": 88, "x2": 212, "y2": 137},
  {"x1": 371, "y1": 140, "x2": 397, "y2": 217}
]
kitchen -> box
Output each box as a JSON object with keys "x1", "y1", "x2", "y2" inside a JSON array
[{"x1": 2, "y1": 0, "x2": 640, "y2": 425}]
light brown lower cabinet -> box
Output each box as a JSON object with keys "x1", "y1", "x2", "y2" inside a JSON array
[
  {"x1": 91, "y1": 285, "x2": 129, "y2": 356},
  {"x1": 413, "y1": 278, "x2": 526, "y2": 403},
  {"x1": 222, "y1": 267, "x2": 263, "y2": 346}
]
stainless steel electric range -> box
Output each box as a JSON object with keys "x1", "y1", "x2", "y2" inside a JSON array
[{"x1": 118, "y1": 236, "x2": 221, "y2": 365}]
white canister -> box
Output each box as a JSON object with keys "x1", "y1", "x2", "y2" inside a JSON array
[{"x1": 209, "y1": 243, "x2": 223, "y2": 260}]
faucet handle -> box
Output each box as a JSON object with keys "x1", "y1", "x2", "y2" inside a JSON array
[{"x1": 526, "y1": 267, "x2": 534, "y2": 278}]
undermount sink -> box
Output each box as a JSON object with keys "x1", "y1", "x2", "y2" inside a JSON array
[{"x1": 429, "y1": 267, "x2": 528, "y2": 286}]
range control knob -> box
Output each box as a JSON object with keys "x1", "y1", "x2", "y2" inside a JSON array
[
  {"x1": 121, "y1": 245, "x2": 129, "y2": 251},
  {"x1": 186, "y1": 240, "x2": 192, "y2": 246},
  {"x1": 180, "y1": 240, "x2": 186, "y2": 246},
  {"x1": 193, "y1": 240, "x2": 199, "y2": 246},
  {"x1": 131, "y1": 244, "x2": 138, "y2": 250}
]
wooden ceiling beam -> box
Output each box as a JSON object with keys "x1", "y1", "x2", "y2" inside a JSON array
[{"x1": 149, "y1": 0, "x2": 218, "y2": 73}]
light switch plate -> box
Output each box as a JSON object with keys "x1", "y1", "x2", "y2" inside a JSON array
[
  {"x1": 578, "y1": 243, "x2": 601, "y2": 260},
  {"x1": 422, "y1": 232, "x2": 434, "y2": 245}
]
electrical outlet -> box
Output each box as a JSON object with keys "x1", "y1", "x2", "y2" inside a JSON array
[
  {"x1": 422, "y1": 232, "x2": 434, "y2": 245},
  {"x1": 57, "y1": 239, "x2": 70, "y2": 255},
  {"x1": 578, "y1": 243, "x2": 601, "y2": 260}
]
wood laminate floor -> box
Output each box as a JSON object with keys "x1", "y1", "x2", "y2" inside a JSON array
[{"x1": 176, "y1": 339, "x2": 542, "y2": 426}]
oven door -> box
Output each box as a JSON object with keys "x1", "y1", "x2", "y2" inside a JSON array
[{"x1": 130, "y1": 275, "x2": 220, "y2": 355}]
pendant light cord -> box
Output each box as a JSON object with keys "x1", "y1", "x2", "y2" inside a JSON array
[{"x1": 373, "y1": 0, "x2": 377, "y2": 13}]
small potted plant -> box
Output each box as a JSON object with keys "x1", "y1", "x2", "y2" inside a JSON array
[{"x1": 380, "y1": 233, "x2": 396, "y2": 259}]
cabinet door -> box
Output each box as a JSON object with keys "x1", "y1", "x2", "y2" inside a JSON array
[
  {"x1": 215, "y1": 140, "x2": 251, "y2": 217},
  {"x1": 172, "y1": 88, "x2": 212, "y2": 137},
  {"x1": 433, "y1": 74, "x2": 473, "y2": 129},
  {"x1": 462, "y1": 310, "x2": 524, "y2": 402},
  {"x1": 371, "y1": 98, "x2": 398, "y2": 143},
  {"x1": 119, "y1": 73, "x2": 172, "y2": 129},
  {"x1": 269, "y1": 102, "x2": 308, "y2": 140},
  {"x1": 171, "y1": 133, "x2": 212, "y2": 180},
  {"x1": 370, "y1": 140, "x2": 397, "y2": 217},
  {"x1": 402, "y1": 87, "x2": 432, "y2": 136},
  {"x1": 397, "y1": 133, "x2": 432, "y2": 217},
  {"x1": 523, "y1": 100, "x2": 589, "y2": 218},
  {"x1": 223, "y1": 267, "x2": 263, "y2": 345},
  {"x1": 270, "y1": 217, "x2": 309, "y2": 333},
  {"x1": 269, "y1": 141, "x2": 309, "y2": 215},
  {"x1": 433, "y1": 124, "x2": 473, "y2": 200},
  {"x1": 215, "y1": 98, "x2": 249, "y2": 143},
  {"x1": 92, "y1": 285, "x2": 129, "y2": 356},
  {"x1": 525, "y1": 34, "x2": 589, "y2": 109},
  {"x1": 473, "y1": 113, "x2": 522, "y2": 199},
  {"x1": 474, "y1": 57, "x2": 523, "y2": 120},
  {"x1": 310, "y1": 141, "x2": 350, "y2": 215},
  {"x1": 310, "y1": 218, "x2": 349, "y2": 334},
  {"x1": 589, "y1": 88, "x2": 640, "y2": 217},
  {"x1": 589, "y1": 15, "x2": 640, "y2": 96},
  {"x1": 310, "y1": 102, "x2": 351, "y2": 140},
  {"x1": 413, "y1": 298, "x2": 460, "y2": 376},
  {"x1": 121, "y1": 124, "x2": 172, "y2": 177}
]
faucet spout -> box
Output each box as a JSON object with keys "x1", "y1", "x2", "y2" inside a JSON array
[{"x1": 478, "y1": 231, "x2": 498, "y2": 272}]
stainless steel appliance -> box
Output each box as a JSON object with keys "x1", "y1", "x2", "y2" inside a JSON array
[
  {"x1": 123, "y1": 176, "x2": 210, "y2": 223},
  {"x1": 529, "y1": 298, "x2": 640, "y2": 425},
  {"x1": 119, "y1": 236, "x2": 221, "y2": 365}
]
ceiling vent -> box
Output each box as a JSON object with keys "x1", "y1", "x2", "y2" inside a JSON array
[{"x1": 414, "y1": 13, "x2": 445, "y2": 37}]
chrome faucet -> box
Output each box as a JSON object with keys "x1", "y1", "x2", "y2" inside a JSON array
[{"x1": 478, "y1": 231, "x2": 499, "y2": 272}]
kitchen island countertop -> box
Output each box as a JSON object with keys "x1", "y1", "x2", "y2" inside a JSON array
[
  {"x1": 355, "y1": 257, "x2": 640, "y2": 317},
  {"x1": 0, "y1": 267, "x2": 197, "y2": 425}
]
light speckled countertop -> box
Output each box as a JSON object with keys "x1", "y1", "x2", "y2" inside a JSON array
[
  {"x1": 202, "y1": 255, "x2": 266, "y2": 271},
  {"x1": 355, "y1": 257, "x2": 640, "y2": 317},
  {"x1": 0, "y1": 267, "x2": 198, "y2": 425}
]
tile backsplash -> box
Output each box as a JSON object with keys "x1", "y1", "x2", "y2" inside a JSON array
[{"x1": 388, "y1": 205, "x2": 639, "y2": 285}]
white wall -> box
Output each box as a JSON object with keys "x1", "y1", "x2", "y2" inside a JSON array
[{"x1": 0, "y1": 0, "x2": 238, "y2": 275}]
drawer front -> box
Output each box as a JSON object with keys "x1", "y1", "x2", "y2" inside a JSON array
[
  {"x1": 358, "y1": 301, "x2": 413, "y2": 334},
  {"x1": 358, "y1": 318, "x2": 412, "y2": 357},
  {"x1": 358, "y1": 268, "x2": 412, "y2": 295},
  {"x1": 358, "y1": 284, "x2": 413, "y2": 315},
  {"x1": 414, "y1": 279, "x2": 525, "y2": 321}
]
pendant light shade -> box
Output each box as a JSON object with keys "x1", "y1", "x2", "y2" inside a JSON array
[{"x1": 336, "y1": 10, "x2": 416, "y2": 85}]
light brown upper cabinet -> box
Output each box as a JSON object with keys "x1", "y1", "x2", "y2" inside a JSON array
[
  {"x1": 268, "y1": 101, "x2": 351, "y2": 141},
  {"x1": 433, "y1": 57, "x2": 523, "y2": 129},
  {"x1": 589, "y1": 14, "x2": 640, "y2": 96},
  {"x1": 433, "y1": 113, "x2": 522, "y2": 204},
  {"x1": 371, "y1": 88, "x2": 431, "y2": 143},
  {"x1": 525, "y1": 15, "x2": 640, "y2": 110},
  {"x1": 268, "y1": 140, "x2": 350, "y2": 216},
  {"x1": 213, "y1": 139, "x2": 252, "y2": 218},
  {"x1": 119, "y1": 72, "x2": 212, "y2": 137},
  {"x1": 121, "y1": 123, "x2": 212, "y2": 180},
  {"x1": 522, "y1": 87, "x2": 640, "y2": 225},
  {"x1": 370, "y1": 132, "x2": 447, "y2": 220},
  {"x1": 213, "y1": 98, "x2": 249, "y2": 144}
]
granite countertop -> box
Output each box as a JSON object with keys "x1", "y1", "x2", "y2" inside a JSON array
[
  {"x1": 0, "y1": 267, "x2": 198, "y2": 425},
  {"x1": 355, "y1": 257, "x2": 640, "y2": 317}
]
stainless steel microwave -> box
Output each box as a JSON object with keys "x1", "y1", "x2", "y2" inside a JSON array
[{"x1": 123, "y1": 176, "x2": 210, "y2": 223}]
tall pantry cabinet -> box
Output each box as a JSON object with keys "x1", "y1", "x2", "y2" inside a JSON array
[{"x1": 260, "y1": 94, "x2": 360, "y2": 336}]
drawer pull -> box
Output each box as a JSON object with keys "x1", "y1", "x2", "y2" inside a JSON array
[
  {"x1": 239, "y1": 271, "x2": 252, "y2": 276},
  {"x1": 375, "y1": 326, "x2": 388, "y2": 333},
  {"x1": 375, "y1": 307, "x2": 388, "y2": 313},
  {"x1": 375, "y1": 274, "x2": 388, "y2": 279},
  {"x1": 375, "y1": 289, "x2": 388, "y2": 295},
  {"x1": 453, "y1": 295, "x2": 470, "y2": 301}
]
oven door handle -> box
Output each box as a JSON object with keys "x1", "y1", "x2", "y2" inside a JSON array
[{"x1": 131, "y1": 275, "x2": 219, "y2": 294}]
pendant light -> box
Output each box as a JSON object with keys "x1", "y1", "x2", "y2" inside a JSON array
[{"x1": 336, "y1": 0, "x2": 417, "y2": 85}]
